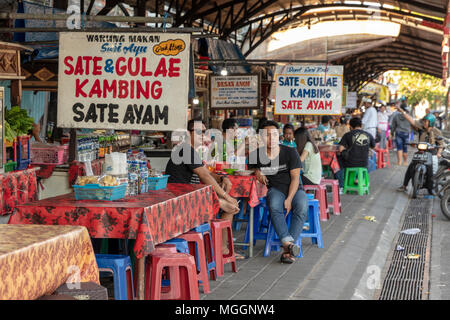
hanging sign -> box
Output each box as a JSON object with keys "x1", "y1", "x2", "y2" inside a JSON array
[
  {"x1": 57, "y1": 32, "x2": 190, "y2": 130},
  {"x1": 273, "y1": 64, "x2": 343, "y2": 115},
  {"x1": 210, "y1": 74, "x2": 260, "y2": 109}
]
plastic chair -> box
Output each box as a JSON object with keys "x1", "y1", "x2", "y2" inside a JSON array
[
  {"x1": 375, "y1": 147, "x2": 391, "y2": 169},
  {"x1": 320, "y1": 179, "x2": 341, "y2": 215},
  {"x1": 303, "y1": 184, "x2": 329, "y2": 221},
  {"x1": 177, "y1": 231, "x2": 211, "y2": 294},
  {"x1": 211, "y1": 219, "x2": 238, "y2": 277},
  {"x1": 147, "y1": 252, "x2": 199, "y2": 300},
  {"x1": 300, "y1": 199, "x2": 323, "y2": 248},
  {"x1": 243, "y1": 199, "x2": 270, "y2": 249},
  {"x1": 343, "y1": 167, "x2": 370, "y2": 196},
  {"x1": 191, "y1": 223, "x2": 217, "y2": 281},
  {"x1": 95, "y1": 254, "x2": 134, "y2": 300},
  {"x1": 263, "y1": 210, "x2": 303, "y2": 258}
]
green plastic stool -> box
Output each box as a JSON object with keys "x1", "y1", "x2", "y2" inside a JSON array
[
  {"x1": 322, "y1": 165, "x2": 333, "y2": 179},
  {"x1": 343, "y1": 167, "x2": 370, "y2": 196}
]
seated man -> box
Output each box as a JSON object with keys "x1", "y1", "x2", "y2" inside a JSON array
[
  {"x1": 249, "y1": 120, "x2": 308, "y2": 264},
  {"x1": 395, "y1": 108, "x2": 443, "y2": 194},
  {"x1": 336, "y1": 117, "x2": 376, "y2": 191},
  {"x1": 166, "y1": 119, "x2": 243, "y2": 258}
]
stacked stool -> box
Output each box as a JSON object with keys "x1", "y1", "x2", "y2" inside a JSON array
[
  {"x1": 303, "y1": 184, "x2": 329, "y2": 221},
  {"x1": 211, "y1": 219, "x2": 237, "y2": 277},
  {"x1": 95, "y1": 254, "x2": 135, "y2": 300},
  {"x1": 320, "y1": 179, "x2": 341, "y2": 215}
]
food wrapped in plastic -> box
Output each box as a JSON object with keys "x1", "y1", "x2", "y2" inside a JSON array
[
  {"x1": 98, "y1": 175, "x2": 120, "y2": 187},
  {"x1": 148, "y1": 169, "x2": 163, "y2": 177},
  {"x1": 76, "y1": 175, "x2": 100, "y2": 186}
]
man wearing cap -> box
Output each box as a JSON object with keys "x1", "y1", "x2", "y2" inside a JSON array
[{"x1": 362, "y1": 98, "x2": 378, "y2": 140}]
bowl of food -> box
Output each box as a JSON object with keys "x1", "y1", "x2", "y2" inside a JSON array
[
  {"x1": 224, "y1": 168, "x2": 238, "y2": 175},
  {"x1": 235, "y1": 170, "x2": 254, "y2": 176}
]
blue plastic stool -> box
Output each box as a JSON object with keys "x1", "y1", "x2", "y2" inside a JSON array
[
  {"x1": 243, "y1": 198, "x2": 270, "y2": 249},
  {"x1": 191, "y1": 223, "x2": 217, "y2": 280},
  {"x1": 95, "y1": 254, "x2": 134, "y2": 300},
  {"x1": 163, "y1": 238, "x2": 189, "y2": 254},
  {"x1": 300, "y1": 199, "x2": 323, "y2": 248},
  {"x1": 368, "y1": 151, "x2": 377, "y2": 173},
  {"x1": 233, "y1": 198, "x2": 250, "y2": 231},
  {"x1": 263, "y1": 211, "x2": 303, "y2": 258}
]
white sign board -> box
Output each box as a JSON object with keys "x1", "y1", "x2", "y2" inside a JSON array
[
  {"x1": 273, "y1": 65, "x2": 343, "y2": 115},
  {"x1": 210, "y1": 74, "x2": 260, "y2": 109},
  {"x1": 346, "y1": 91, "x2": 357, "y2": 109},
  {"x1": 57, "y1": 32, "x2": 190, "y2": 130}
]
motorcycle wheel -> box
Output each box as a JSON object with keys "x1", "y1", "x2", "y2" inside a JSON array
[
  {"x1": 412, "y1": 170, "x2": 421, "y2": 199},
  {"x1": 435, "y1": 171, "x2": 450, "y2": 199},
  {"x1": 440, "y1": 189, "x2": 450, "y2": 220}
]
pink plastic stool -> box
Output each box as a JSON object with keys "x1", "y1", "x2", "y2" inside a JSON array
[
  {"x1": 320, "y1": 179, "x2": 341, "y2": 215},
  {"x1": 375, "y1": 148, "x2": 391, "y2": 169},
  {"x1": 211, "y1": 219, "x2": 237, "y2": 277},
  {"x1": 303, "y1": 185, "x2": 329, "y2": 221}
]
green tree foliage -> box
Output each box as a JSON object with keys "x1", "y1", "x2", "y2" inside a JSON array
[{"x1": 385, "y1": 71, "x2": 446, "y2": 109}]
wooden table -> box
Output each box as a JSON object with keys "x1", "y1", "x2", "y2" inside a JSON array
[
  {"x1": 9, "y1": 183, "x2": 219, "y2": 300},
  {"x1": 0, "y1": 224, "x2": 99, "y2": 300}
]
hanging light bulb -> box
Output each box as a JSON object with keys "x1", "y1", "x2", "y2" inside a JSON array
[
  {"x1": 193, "y1": 97, "x2": 199, "y2": 105},
  {"x1": 220, "y1": 68, "x2": 228, "y2": 76}
]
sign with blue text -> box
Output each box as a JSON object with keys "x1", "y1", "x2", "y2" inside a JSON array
[
  {"x1": 57, "y1": 32, "x2": 190, "y2": 130},
  {"x1": 273, "y1": 65, "x2": 343, "y2": 115}
]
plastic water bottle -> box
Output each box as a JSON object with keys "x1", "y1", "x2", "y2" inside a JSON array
[{"x1": 128, "y1": 161, "x2": 139, "y2": 196}]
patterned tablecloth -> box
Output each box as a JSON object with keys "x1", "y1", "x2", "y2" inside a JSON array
[
  {"x1": 0, "y1": 168, "x2": 38, "y2": 216},
  {"x1": 227, "y1": 175, "x2": 268, "y2": 207},
  {"x1": 319, "y1": 145, "x2": 341, "y2": 174},
  {"x1": 9, "y1": 183, "x2": 219, "y2": 259},
  {"x1": 0, "y1": 224, "x2": 99, "y2": 300}
]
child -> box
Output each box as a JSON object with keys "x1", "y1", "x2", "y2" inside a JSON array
[{"x1": 280, "y1": 123, "x2": 297, "y2": 148}]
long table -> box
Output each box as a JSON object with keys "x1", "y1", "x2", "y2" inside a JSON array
[
  {"x1": 9, "y1": 183, "x2": 219, "y2": 300},
  {"x1": 0, "y1": 224, "x2": 99, "y2": 300}
]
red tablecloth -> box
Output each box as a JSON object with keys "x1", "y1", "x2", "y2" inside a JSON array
[
  {"x1": 227, "y1": 175, "x2": 267, "y2": 207},
  {"x1": 9, "y1": 183, "x2": 219, "y2": 259},
  {"x1": 0, "y1": 168, "x2": 38, "y2": 216},
  {"x1": 319, "y1": 145, "x2": 341, "y2": 174}
]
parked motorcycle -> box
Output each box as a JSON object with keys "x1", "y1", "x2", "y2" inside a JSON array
[
  {"x1": 433, "y1": 137, "x2": 450, "y2": 198},
  {"x1": 407, "y1": 142, "x2": 436, "y2": 199}
]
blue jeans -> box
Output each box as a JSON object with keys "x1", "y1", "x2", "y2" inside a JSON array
[
  {"x1": 395, "y1": 131, "x2": 409, "y2": 153},
  {"x1": 266, "y1": 188, "x2": 308, "y2": 244}
]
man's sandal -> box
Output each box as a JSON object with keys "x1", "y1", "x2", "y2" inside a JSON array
[
  {"x1": 286, "y1": 243, "x2": 300, "y2": 257},
  {"x1": 280, "y1": 253, "x2": 295, "y2": 264}
]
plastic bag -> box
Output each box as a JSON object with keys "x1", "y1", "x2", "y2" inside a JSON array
[
  {"x1": 400, "y1": 228, "x2": 421, "y2": 235},
  {"x1": 76, "y1": 175, "x2": 99, "y2": 186},
  {"x1": 98, "y1": 175, "x2": 120, "y2": 187}
]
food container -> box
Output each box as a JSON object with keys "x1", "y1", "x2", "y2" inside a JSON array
[
  {"x1": 148, "y1": 175, "x2": 170, "y2": 190},
  {"x1": 73, "y1": 183, "x2": 127, "y2": 201}
]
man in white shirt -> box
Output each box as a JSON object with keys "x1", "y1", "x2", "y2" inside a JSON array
[
  {"x1": 377, "y1": 105, "x2": 389, "y2": 149},
  {"x1": 362, "y1": 98, "x2": 378, "y2": 139}
]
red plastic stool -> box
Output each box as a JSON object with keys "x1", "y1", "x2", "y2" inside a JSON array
[
  {"x1": 304, "y1": 185, "x2": 330, "y2": 221},
  {"x1": 144, "y1": 244, "x2": 180, "y2": 300},
  {"x1": 375, "y1": 148, "x2": 391, "y2": 169},
  {"x1": 147, "y1": 252, "x2": 199, "y2": 300},
  {"x1": 177, "y1": 231, "x2": 210, "y2": 294},
  {"x1": 211, "y1": 219, "x2": 237, "y2": 277},
  {"x1": 387, "y1": 138, "x2": 393, "y2": 150},
  {"x1": 320, "y1": 179, "x2": 341, "y2": 215}
]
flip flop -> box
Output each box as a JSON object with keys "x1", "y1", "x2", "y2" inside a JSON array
[
  {"x1": 234, "y1": 252, "x2": 246, "y2": 260},
  {"x1": 280, "y1": 253, "x2": 295, "y2": 264}
]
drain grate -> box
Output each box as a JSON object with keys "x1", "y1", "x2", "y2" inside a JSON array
[{"x1": 377, "y1": 198, "x2": 433, "y2": 300}]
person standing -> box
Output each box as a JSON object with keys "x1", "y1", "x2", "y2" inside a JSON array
[
  {"x1": 391, "y1": 104, "x2": 411, "y2": 166},
  {"x1": 361, "y1": 98, "x2": 378, "y2": 140},
  {"x1": 249, "y1": 121, "x2": 308, "y2": 264},
  {"x1": 377, "y1": 105, "x2": 389, "y2": 149}
]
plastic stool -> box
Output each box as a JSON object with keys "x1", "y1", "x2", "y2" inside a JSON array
[
  {"x1": 300, "y1": 199, "x2": 323, "y2": 248},
  {"x1": 233, "y1": 198, "x2": 249, "y2": 231},
  {"x1": 243, "y1": 200, "x2": 270, "y2": 249},
  {"x1": 148, "y1": 252, "x2": 199, "y2": 300},
  {"x1": 211, "y1": 219, "x2": 237, "y2": 277},
  {"x1": 95, "y1": 254, "x2": 134, "y2": 300},
  {"x1": 303, "y1": 184, "x2": 329, "y2": 221},
  {"x1": 191, "y1": 223, "x2": 217, "y2": 281},
  {"x1": 375, "y1": 147, "x2": 391, "y2": 169},
  {"x1": 263, "y1": 210, "x2": 303, "y2": 258},
  {"x1": 343, "y1": 167, "x2": 370, "y2": 196},
  {"x1": 163, "y1": 238, "x2": 190, "y2": 254},
  {"x1": 320, "y1": 179, "x2": 341, "y2": 215},
  {"x1": 388, "y1": 138, "x2": 393, "y2": 150},
  {"x1": 177, "y1": 231, "x2": 210, "y2": 294}
]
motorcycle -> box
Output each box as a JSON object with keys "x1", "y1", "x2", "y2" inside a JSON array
[
  {"x1": 433, "y1": 137, "x2": 450, "y2": 198},
  {"x1": 408, "y1": 142, "x2": 436, "y2": 199},
  {"x1": 440, "y1": 172, "x2": 450, "y2": 219}
]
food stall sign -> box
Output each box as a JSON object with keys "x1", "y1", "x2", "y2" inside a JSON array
[
  {"x1": 273, "y1": 64, "x2": 343, "y2": 115},
  {"x1": 210, "y1": 74, "x2": 260, "y2": 109},
  {"x1": 57, "y1": 32, "x2": 190, "y2": 131}
]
